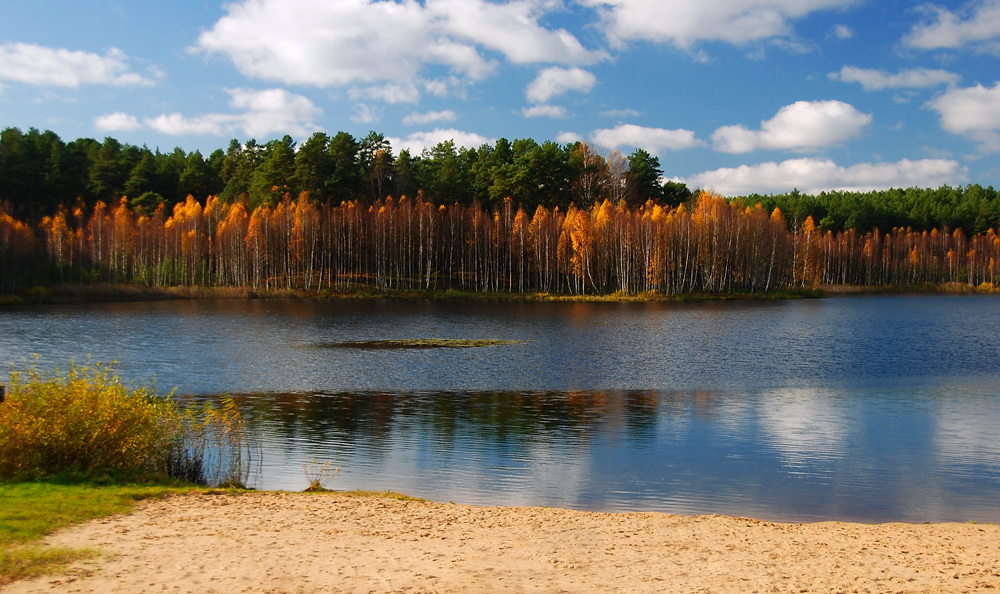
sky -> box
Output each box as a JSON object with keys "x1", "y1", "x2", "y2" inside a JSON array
[{"x1": 2, "y1": 0, "x2": 999, "y2": 196}]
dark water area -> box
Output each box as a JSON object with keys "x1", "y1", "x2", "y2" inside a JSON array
[{"x1": 2, "y1": 295, "x2": 999, "y2": 522}]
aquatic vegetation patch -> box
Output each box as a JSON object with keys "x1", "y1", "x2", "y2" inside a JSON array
[{"x1": 318, "y1": 338, "x2": 525, "y2": 350}]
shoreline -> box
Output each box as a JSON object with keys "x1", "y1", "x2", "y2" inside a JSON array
[
  {"x1": 5, "y1": 490, "x2": 999, "y2": 593},
  {"x1": 2, "y1": 280, "x2": 997, "y2": 307}
]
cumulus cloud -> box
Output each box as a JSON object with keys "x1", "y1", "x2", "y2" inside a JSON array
[
  {"x1": 0, "y1": 42, "x2": 155, "y2": 87},
  {"x1": 579, "y1": 0, "x2": 854, "y2": 49},
  {"x1": 388, "y1": 128, "x2": 494, "y2": 154},
  {"x1": 423, "y1": 77, "x2": 460, "y2": 98},
  {"x1": 349, "y1": 82, "x2": 420, "y2": 104},
  {"x1": 592, "y1": 124, "x2": 703, "y2": 153},
  {"x1": 94, "y1": 112, "x2": 142, "y2": 132},
  {"x1": 602, "y1": 108, "x2": 642, "y2": 119},
  {"x1": 829, "y1": 66, "x2": 961, "y2": 90},
  {"x1": 926, "y1": 82, "x2": 1000, "y2": 152},
  {"x1": 403, "y1": 110, "x2": 457, "y2": 126},
  {"x1": 556, "y1": 131, "x2": 584, "y2": 144},
  {"x1": 525, "y1": 67, "x2": 597, "y2": 103},
  {"x1": 194, "y1": 0, "x2": 603, "y2": 90},
  {"x1": 144, "y1": 88, "x2": 322, "y2": 138},
  {"x1": 681, "y1": 157, "x2": 966, "y2": 196},
  {"x1": 522, "y1": 104, "x2": 568, "y2": 118},
  {"x1": 145, "y1": 113, "x2": 227, "y2": 137},
  {"x1": 712, "y1": 100, "x2": 871, "y2": 153},
  {"x1": 350, "y1": 103, "x2": 382, "y2": 124},
  {"x1": 904, "y1": 0, "x2": 1000, "y2": 52},
  {"x1": 429, "y1": 0, "x2": 606, "y2": 65},
  {"x1": 831, "y1": 24, "x2": 853, "y2": 39}
]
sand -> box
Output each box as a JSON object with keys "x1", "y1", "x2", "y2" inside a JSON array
[{"x1": 5, "y1": 491, "x2": 1000, "y2": 593}]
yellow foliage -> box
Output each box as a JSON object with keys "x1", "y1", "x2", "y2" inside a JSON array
[{"x1": 0, "y1": 360, "x2": 181, "y2": 478}]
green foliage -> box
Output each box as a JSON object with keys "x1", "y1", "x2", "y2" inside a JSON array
[
  {"x1": 627, "y1": 148, "x2": 664, "y2": 206},
  {"x1": 5, "y1": 125, "x2": 1000, "y2": 239},
  {"x1": 249, "y1": 135, "x2": 296, "y2": 209},
  {"x1": 130, "y1": 191, "x2": 165, "y2": 216},
  {"x1": 0, "y1": 360, "x2": 257, "y2": 488},
  {"x1": 747, "y1": 184, "x2": 1000, "y2": 234}
]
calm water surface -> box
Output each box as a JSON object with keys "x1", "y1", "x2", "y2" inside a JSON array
[{"x1": 2, "y1": 295, "x2": 999, "y2": 522}]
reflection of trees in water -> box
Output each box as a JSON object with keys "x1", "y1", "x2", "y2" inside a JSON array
[{"x1": 222, "y1": 390, "x2": 689, "y2": 458}]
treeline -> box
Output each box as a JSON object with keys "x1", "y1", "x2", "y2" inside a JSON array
[
  {"x1": 750, "y1": 186, "x2": 1000, "y2": 237},
  {"x1": 0, "y1": 127, "x2": 687, "y2": 225},
  {"x1": 3, "y1": 191, "x2": 1000, "y2": 295},
  {"x1": 6, "y1": 126, "x2": 1000, "y2": 236}
]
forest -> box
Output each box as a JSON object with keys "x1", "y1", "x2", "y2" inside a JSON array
[{"x1": 2, "y1": 126, "x2": 1000, "y2": 296}]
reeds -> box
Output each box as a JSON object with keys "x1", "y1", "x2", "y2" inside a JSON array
[
  {"x1": 167, "y1": 397, "x2": 261, "y2": 488},
  {"x1": 0, "y1": 360, "x2": 258, "y2": 487},
  {"x1": 302, "y1": 458, "x2": 340, "y2": 492}
]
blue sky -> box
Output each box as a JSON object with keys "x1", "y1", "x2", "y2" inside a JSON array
[{"x1": 2, "y1": 0, "x2": 999, "y2": 196}]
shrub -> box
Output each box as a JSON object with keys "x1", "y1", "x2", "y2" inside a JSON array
[{"x1": 0, "y1": 361, "x2": 258, "y2": 487}]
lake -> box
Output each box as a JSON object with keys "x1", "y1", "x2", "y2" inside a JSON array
[{"x1": 2, "y1": 295, "x2": 999, "y2": 522}]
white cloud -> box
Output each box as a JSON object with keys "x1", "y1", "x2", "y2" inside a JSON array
[
  {"x1": 602, "y1": 108, "x2": 643, "y2": 119},
  {"x1": 423, "y1": 78, "x2": 455, "y2": 98},
  {"x1": 196, "y1": 0, "x2": 441, "y2": 86},
  {"x1": 904, "y1": 0, "x2": 1000, "y2": 52},
  {"x1": 556, "y1": 131, "x2": 584, "y2": 144},
  {"x1": 194, "y1": 0, "x2": 602, "y2": 89},
  {"x1": 525, "y1": 67, "x2": 597, "y2": 103},
  {"x1": 94, "y1": 112, "x2": 142, "y2": 132},
  {"x1": 829, "y1": 66, "x2": 961, "y2": 90},
  {"x1": 388, "y1": 128, "x2": 494, "y2": 154},
  {"x1": 592, "y1": 124, "x2": 703, "y2": 153},
  {"x1": 579, "y1": 0, "x2": 855, "y2": 49},
  {"x1": 144, "y1": 88, "x2": 322, "y2": 138},
  {"x1": 403, "y1": 110, "x2": 458, "y2": 126},
  {"x1": 349, "y1": 82, "x2": 420, "y2": 104},
  {"x1": 926, "y1": 82, "x2": 1000, "y2": 152},
  {"x1": 831, "y1": 24, "x2": 853, "y2": 39},
  {"x1": 145, "y1": 113, "x2": 228, "y2": 137},
  {"x1": 712, "y1": 100, "x2": 871, "y2": 153},
  {"x1": 350, "y1": 103, "x2": 383, "y2": 124},
  {"x1": 428, "y1": 0, "x2": 606, "y2": 65},
  {"x1": 522, "y1": 104, "x2": 568, "y2": 118},
  {"x1": 0, "y1": 42, "x2": 155, "y2": 87},
  {"x1": 681, "y1": 157, "x2": 966, "y2": 196}
]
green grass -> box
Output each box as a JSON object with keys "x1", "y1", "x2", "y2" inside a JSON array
[
  {"x1": 332, "y1": 489, "x2": 427, "y2": 502},
  {"x1": 0, "y1": 480, "x2": 420, "y2": 586},
  {"x1": 0, "y1": 476, "x2": 197, "y2": 586}
]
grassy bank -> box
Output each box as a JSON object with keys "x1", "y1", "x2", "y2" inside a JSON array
[
  {"x1": 0, "y1": 482, "x2": 428, "y2": 586},
  {"x1": 2, "y1": 282, "x2": 833, "y2": 306},
  {"x1": 5, "y1": 280, "x2": 999, "y2": 307},
  {"x1": 0, "y1": 360, "x2": 260, "y2": 585},
  {"x1": 0, "y1": 476, "x2": 200, "y2": 585},
  {"x1": 819, "y1": 281, "x2": 1000, "y2": 295},
  {"x1": 0, "y1": 283, "x2": 273, "y2": 306}
]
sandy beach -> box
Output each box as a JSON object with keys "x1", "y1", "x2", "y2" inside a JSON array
[{"x1": 5, "y1": 491, "x2": 1000, "y2": 593}]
